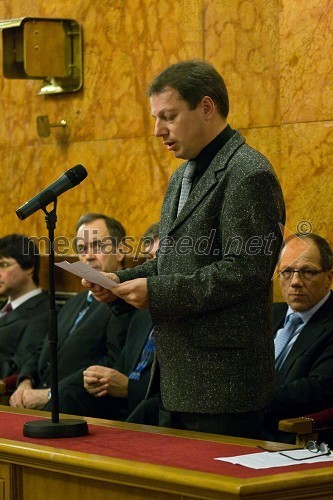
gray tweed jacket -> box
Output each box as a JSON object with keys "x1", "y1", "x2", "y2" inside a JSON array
[{"x1": 118, "y1": 130, "x2": 286, "y2": 414}]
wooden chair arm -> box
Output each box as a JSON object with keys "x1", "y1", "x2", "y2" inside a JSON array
[
  {"x1": 278, "y1": 417, "x2": 314, "y2": 435},
  {"x1": 0, "y1": 380, "x2": 7, "y2": 395},
  {"x1": 278, "y1": 417, "x2": 317, "y2": 446},
  {"x1": 279, "y1": 408, "x2": 333, "y2": 446}
]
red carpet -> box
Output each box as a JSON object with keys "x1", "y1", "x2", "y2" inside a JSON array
[{"x1": 0, "y1": 411, "x2": 331, "y2": 479}]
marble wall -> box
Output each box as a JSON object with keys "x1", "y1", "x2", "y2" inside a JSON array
[{"x1": 0, "y1": 0, "x2": 332, "y2": 298}]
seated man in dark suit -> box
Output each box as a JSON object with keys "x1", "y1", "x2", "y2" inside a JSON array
[
  {"x1": 57, "y1": 309, "x2": 154, "y2": 419},
  {"x1": 9, "y1": 213, "x2": 133, "y2": 410},
  {"x1": 54, "y1": 223, "x2": 159, "y2": 420},
  {"x1": 263, "y1": 232, "x2": 333, "y2": 442},
  {"x1": 0, "y1": 234, "x2": 49, "y2": 381}
]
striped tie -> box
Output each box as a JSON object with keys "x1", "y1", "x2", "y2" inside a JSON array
[
  {"x1": 129, "y1": 329, "x2": 155, "y2": 381},
  {"x1": 177, "y1": 161, "x2": 196, "y2": 216},
  {"x1": 274, "y1": 312, "x2": 303, "y2": 360}
]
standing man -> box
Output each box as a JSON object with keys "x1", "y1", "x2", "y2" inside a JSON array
[
  {"x1": 263, "y1": 233, "x2": 333, "y2": 442},
  {"x1": 10, "y1": 213, "x2": 132, "y2": 410},
  {"x1": 0, "y1": 234, "x2": 49, "y2": 380},
  {"x1": 84, "y1": 60, "x2": 285, "y2": 438}
]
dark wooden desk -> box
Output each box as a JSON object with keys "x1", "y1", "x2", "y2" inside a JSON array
[{"x1": 0, "y1": 406, "x2": 333, "y2": 499}]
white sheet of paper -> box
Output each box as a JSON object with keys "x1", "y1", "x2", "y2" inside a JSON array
[
  {"x1": 215, "y1": 450, "x2": 333, "y2": 469},
  {"x1": 55, "y1": 261, "x2": 119, "y2": 290}
]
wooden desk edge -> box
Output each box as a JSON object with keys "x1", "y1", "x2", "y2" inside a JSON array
[{"x1": 0, "y1": 406, "x2": 332, "y2": 499}]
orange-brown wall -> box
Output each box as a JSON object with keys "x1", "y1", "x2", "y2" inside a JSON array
[{"x1": 0, "y1": 0, "x2": 332, "y2": 299}]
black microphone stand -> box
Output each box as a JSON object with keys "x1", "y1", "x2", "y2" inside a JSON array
[{"x1": 23, "y1": 195, "x2": 88, "y2": 438}]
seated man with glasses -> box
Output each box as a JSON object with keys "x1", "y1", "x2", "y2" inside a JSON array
[{"x1": 263, "y1": 232, "x2": 333, "y2": 443}]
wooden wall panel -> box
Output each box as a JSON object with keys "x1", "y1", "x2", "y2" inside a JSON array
[
  {"x1": 281, "y1": 122, "x2": 333, "y2": 244},
  {"x1": 280, "y1": 0, "x2": 333, "y2": 123},
  {"x1": 0, "y1": 0, "x2": 332, "y2": 300},
  {"x1": 0, "y1": 0, "x2": 199, "y2": 242},
  {"x1": 204, "y1": 0, "x2": 280, "y2": 128}
]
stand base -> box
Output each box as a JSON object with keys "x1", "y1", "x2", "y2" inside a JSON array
[{"x1": 23, "y1": 419, "x2": 89, "y2": 438}]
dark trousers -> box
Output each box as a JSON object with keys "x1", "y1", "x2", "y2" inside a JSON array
[
  {"x1": 159, "y1": 408, "x2": 264, "y2": 439},
  {"x1": 126, "y1": 393, "x2": 160, "y2": 426}
]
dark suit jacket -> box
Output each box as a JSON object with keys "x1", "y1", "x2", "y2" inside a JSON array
[
  {"x1": 51, "y1": 309, "x2": 153, "y2": 420},
  {"x1": 115, "y1": 130, "x2": 285, "y2": 414},
  {"x1": 115, "y1": 309, "x2": 154, "y2": 413},
  {"x1": 18, "y1": 291, "x2": 132, "y2": 388},
  {"x1": 0, "y1": 292, "x2": 49, "y2": 379},
  {"x1": 266, "y1": 293, "x2": 333, "y2": 423}
]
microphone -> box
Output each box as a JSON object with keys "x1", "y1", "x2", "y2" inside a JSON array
[{"x1": 16, "y1": 164, "x2": 88, "y2": 220}]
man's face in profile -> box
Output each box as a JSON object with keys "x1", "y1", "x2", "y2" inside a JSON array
[
  {"x1": 0, "y1": 257, "x2": 33, "y2": 300},
  {"x1": 150, "y1": 87, "x2": 208, "y2": 160}
]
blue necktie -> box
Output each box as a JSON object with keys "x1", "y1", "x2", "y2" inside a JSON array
[
  {"x1": 69, "y1": 293, "x2": 93, "y2": 334},
  {"x1": 274, "y1": 312, "x2": 303, "y2": 360},
  {"x1": 177, "y1": 161, "x2": 196, "y2": 216},
  {"x1": 129, "y1": 329, "x2": 155, "y2": 381}
]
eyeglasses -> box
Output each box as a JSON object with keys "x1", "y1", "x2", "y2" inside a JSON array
[
  {"x1": 280, "y1": 440, "x2": 331, "y2": 461},
  {"x1": 278, "y1": 268, "x2": 325, "y2": 281},
  {"x1": 307, "y1": 440, "x2": 331, "y2": 455}
]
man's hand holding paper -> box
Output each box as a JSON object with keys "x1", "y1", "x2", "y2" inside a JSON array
[
  {"x1": 58, "y1": 260, "x2": 149, "y2": 308},
  {"x1": 82, "y1": 276, "x2": 149, "y2": 309},
  {"x1": 81, "y1": 272, "x2": 120, "y2": 303},
  {"x1": 55, "y1": 261, "x2": 121, "y2": 302}
]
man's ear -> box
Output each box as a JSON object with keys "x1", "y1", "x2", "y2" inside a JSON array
[
  {"x1": 325, "y1": 269, "x2": 333, "y2": 289},
  {"x1": 201, "y1": 96, "x2": 215, "y2": 120},
  {"x1": 116, "y1": 242, "x2": 127, "y2": 268},
  {"x1": 25, "y1": 267, "x2": 34, "y2": 279}
]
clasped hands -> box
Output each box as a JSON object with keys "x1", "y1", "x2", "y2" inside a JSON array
[
  {"x1": 82, "y1": 273, "x2": 149, "y2": 309},
  {"x1": 9, "y1": 379, "x2": 48, "y2": 410},
  {"x1": 83, "y1": 365, "x2": 129, "y2": 399}
]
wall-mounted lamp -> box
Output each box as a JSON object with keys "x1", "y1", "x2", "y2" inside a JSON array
[{"x1": 0, "y1": 17, "x2": 83, "y2": 94}]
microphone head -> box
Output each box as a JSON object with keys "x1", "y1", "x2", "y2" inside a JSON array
[
  {"x1": 65, "y1": 164, "x2": 88, "y2": 186},
  {"x1": 15, "y1": 164, "x2": 88, "y2": 220}
]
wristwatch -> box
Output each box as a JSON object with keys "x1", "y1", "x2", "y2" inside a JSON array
[{"x1": 47, "y1": 389, "x2": 52, "y2": 400}]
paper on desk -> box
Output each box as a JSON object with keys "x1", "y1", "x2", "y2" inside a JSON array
[
  {"x1": 55, "y1": 261, "x2": 118, "y2": 290},
  {"x1": 215, "y1": 450, "x2": 333, "y2": 469}
]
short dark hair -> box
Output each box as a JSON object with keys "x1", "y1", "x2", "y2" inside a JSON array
[
  {"x1": 142, "y1": 222, "x2": 160, "y2": 242},
  {"x1": 75, "y1": 213, "x2": 126, "y2": 244},
  {"x1": 284, "y1": 233, "x2": 333, "y2": 271},
  {"x1": 149, "y1": 60, "x2": 229, "y2": 118},
  {"x1": 0, "y1": 234, "x2": 40, "y2": 285}
]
